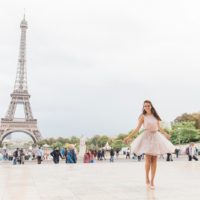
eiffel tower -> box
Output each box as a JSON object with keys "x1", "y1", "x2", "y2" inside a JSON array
[{"x1": 0, "y1": 16, "x2": 42, "y2": 144}]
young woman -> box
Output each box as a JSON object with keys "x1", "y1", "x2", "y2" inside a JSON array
[{"x1": 124, "y1": 100, "x2": 175, "y2": 189}]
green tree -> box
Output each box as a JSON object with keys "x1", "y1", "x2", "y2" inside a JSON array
[
  {"x1": 116, "y1": 133, "x2": 129, "y2": 141},
  {"x1": 111, "y1": 139, "x2": 125, "y2": 151},
  {"x1": 89, "y1": 135, "x2": 100, "y2": 146},
  {"x1": 47, "y1": 138, "x2": 56, "y2": 145},
  {"x1": 57, "y1": 137, "x2": 66, "y2": 145},
  {"x1": 51, "y1": 141, "x2": 63, "y2": 149},
  {"x1": 97, "y1": 135, "x2": 109, "y2": 148},
  {"x1": 37, "y1": 140, "x2": 46, "y2": 147},
  {"x1": 70, "y1": 136, "x2": 80, "y2": 144},
  {"x1": 175, "y1": 112, "x2": 200, "y2": 129},
  {"x1": 171, "y1": 121, "x2": 200, "y2": 144}
]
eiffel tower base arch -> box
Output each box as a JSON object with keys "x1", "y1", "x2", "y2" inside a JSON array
[{"x1": 0, "y1": 119, "x2": 42, "y2": 145}]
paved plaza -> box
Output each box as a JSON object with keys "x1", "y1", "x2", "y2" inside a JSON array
[{"x1": 0, "y1": 160, "x2": 200, "y2": 200}]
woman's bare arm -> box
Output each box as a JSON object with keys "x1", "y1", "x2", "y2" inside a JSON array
[
  {"x1": 124, "y1": 115, "x2": 144, "y2": 143},
  {"x1": 158, "y1": 121, "x2": 171, "y2": 139}
]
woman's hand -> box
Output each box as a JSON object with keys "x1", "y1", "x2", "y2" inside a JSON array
[
  {"x1": 158, "y1": 122, "x2": 172, "y2": 140},
  {"x1": 124, "y1": 115, "x2": 144, "y2": 144},
  {"x1": 164, "y1": 133, "x2": 171, "y2": 140}
]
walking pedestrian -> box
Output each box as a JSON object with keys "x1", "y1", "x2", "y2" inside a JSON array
[
  {"x1": 126, "y1": 148, "x2": 130, "y2": 159},
  {"x1": 166, "y1": 153, "x2": 173, "y2": 161},
  {"x1": 110, "y1": 148, "x2": 115, "y2": 162},
  {"x1": 175, "y1": 148, "x2": 180, "y2": 158},
  {"x1": 116, "y1": 149, "x2": 119, "y2": 159},
  {"x1": 36, "y1": 147, "x2": 43, "y2": 164},
  {"x1": 188, "y1": 143, "x2": 198, "y2": 161},
  {"x1": 19, "y1": 149, "x2": 25, "y2": 164},
  {"x1": 50, "y1": 147, "x2": 63, "y2": 164},
  {"x1": 84, "y1": 150, "x2": 90, "y2": 163},
  {"x1": 13, "y1": 148, "x2": 19, "y2": 165}
]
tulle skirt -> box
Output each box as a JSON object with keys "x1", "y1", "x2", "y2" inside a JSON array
[{"x1": 131, "y1": 131, "x2": 175, "y2": 156}]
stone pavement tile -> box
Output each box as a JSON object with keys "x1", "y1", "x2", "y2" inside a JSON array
[
  {"x1": 2, "y1": 186, "x2": 40, "y2": 200},
  {"x1": 76, "y1": 194, "x2": 116, "y2": 200},
  {"x1": 38, "y1": 191, "x2": 77, "y2": 200},
  {"x1": 39, "y1": 195, "x2": 78, "y2": 200},
  {"x1": 1, "y1": 161, "x2": 200, "y2": 200}
]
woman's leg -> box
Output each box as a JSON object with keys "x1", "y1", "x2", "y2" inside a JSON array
[
  {"x1": 145, "y1": 154, "x2": 151, "y2": 184},
  {"x1": 150, "y1": 156, "x2": 158, "y2": 187}
]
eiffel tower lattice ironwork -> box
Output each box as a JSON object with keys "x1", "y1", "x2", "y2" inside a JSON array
[{"x1": 0, "y1": 16, "x2": 42, "y2": 144}]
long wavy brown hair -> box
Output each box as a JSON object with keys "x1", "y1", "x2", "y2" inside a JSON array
[{"x1": 142, "y1": 100, "x2": 161, "y2": 121}]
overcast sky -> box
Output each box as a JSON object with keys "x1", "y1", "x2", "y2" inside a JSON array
[{"x1": 0, "y1": 0, "x2": 200, "y2": 138}]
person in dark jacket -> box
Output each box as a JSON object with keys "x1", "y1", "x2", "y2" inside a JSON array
[
  {"x1": 97, "y1": 150, "x2": 102, "y2": 160},
  {"x1": 175, "y1": 148, "x2": 180, "y2": 158},
  {"x1": 102, "y1": 149, "x2": 106, "y2": 160},
  {"x1": 110, "y1": 148, "x2": 115, "y2": 162},
  {"x1": 13, "y1": 148, "x2": 19, "y2": 165},
  {"x1": 50, "y1": 148, "x2": 63, "y2": 164},
  {"x1": 166, "y1": 153, "x2": 173, "y2": 161}
]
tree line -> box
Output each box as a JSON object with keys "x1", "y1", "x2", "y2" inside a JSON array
[{"x1": 37, "y1": 112, "x2": 200, "y2": 151}]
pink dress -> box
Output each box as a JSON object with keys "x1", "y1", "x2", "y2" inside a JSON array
[{"x1": 131, "y1": 115, "x2": 175, "y2": 156}]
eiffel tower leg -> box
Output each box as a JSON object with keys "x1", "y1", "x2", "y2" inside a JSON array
[
  {"x1": 33, "y1": 130, "x2": 42, "y2": 141},
  {"x1": 0, "y1": 129, "x2": 4, "y2": 145},
  {"x1": 5, "y1": 101, "x2": 17, "y2": 120},
  {"x1": 24, "y1": 101, "x2": 33, "y2": 120}
]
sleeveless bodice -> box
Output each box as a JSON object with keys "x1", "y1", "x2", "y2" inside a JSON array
[{"x1": 143, "y1": 115, "x2": 158, "y2": 132}]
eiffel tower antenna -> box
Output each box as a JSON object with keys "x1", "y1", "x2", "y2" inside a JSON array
[
  {"x1": 0, "y1": 15, "x2": 42, "y2": 144},
  {"x1": 14, "y1": 13, "x2": 28, "y2": 93}
]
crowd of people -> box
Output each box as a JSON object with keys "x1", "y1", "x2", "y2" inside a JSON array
[{"x1": 0, "y1": 142, "x2": 199, "y2": 165}]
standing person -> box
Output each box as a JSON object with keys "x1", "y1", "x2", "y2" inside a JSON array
[
  {"x1": 36, "y1": 147, "x2": 43, "y2": 164},
  {"x1": 126, "y1": 148, "x2": 131, "y2": 159},
  {"x1": 19, "y1": 149, "x2": 25, "y2": 164},
  {"x1": 13, "y1": 148, "x2": 19, "y2": 165},
  {"x1": 66, "y1": 149, "x2": 73, "y2": 163},
  {"x1": 89, "y1": 150, "x2": 94, "y2": 163},
  {"x1": 97, "y1": 150, "x2": 101, "y2": 161},
  {"x1": 110, "y1": 148, "x2": 115, "y2": 162},
  {"x1": 83, "y1": 150, "x2": 90, "y2": 163},
  {"x1": 3, "y1": 149, "x2": 8, "y2": 160},
  {"x1": 175, "y1": 148, "x2": 180, "y2": 158},
  {"x1": 71, "y1": 148, "x2": 77, "y2": 163},
  {"x1": 186, "y1": 145, "x2": 190, "y2": 159},
  {"x1": 67, "y1": 146, "x2": 77, "y2": 164},
  {"x1": 0, "y1": 151, "x2": 3, "y2": 161},
  {"x1": 138, "y1": 154, "x2": 142, "y2": 161},
  {"x1": 64, "y1": 148, "x2": 68, "y2": 163},
  {"x1": 124, "y1": 100, "x2": 175, "y2": 190},
  {"x1": 102, "y1": 149, "x2": 106, "y2": 160},
  {"x1": 93, "y1": 150, "x2": 97, "y2": 159},
  {"x1": 188, "y1": 143, "x2": 198, "y2": 161},
  {"x1": 166, "y1": 153, "x2": 173, "y2": 161},
  {"x1": 116, "y1": 149, "x2": 119, "y2": 159},
  {"x1": 50, "y1": 148, "x2": 63, "y2": 164}
]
